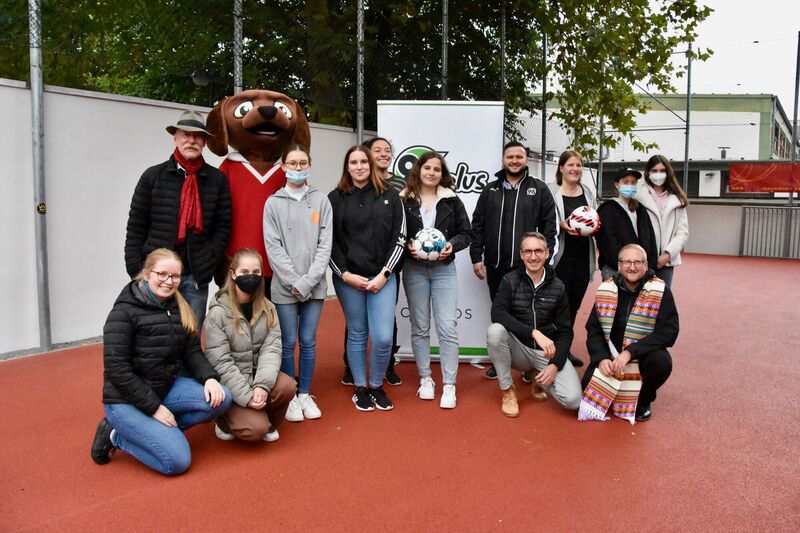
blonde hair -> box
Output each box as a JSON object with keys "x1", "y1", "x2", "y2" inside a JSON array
[
  {"x1": 217, "y1": 249, "x2": 276, "y2": 334},
  {"x1": 136, "y1": 248, "x2": 197, "y2": 336}
]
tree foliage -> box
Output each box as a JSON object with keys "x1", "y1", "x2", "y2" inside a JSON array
[{"x1": 0, "y1": 0, "x2": 711, "y2": 153}]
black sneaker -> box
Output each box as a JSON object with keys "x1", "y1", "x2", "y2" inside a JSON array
[
  {"x1": 352, "y1": 386, "x2": 374, "y2": 412},
  {"x1": 484, "y1": 365, "x2": 497, "y2": 380},
  {"x1": 368, "y1": 386, "x2": 394, "y2": 411},
  {"x1": 522, "y1": 371, "x2": 532, "y2": 383},
  {"x1": 568, "y1": 353, "x2": 584, "y2": 368},
  {"x1": 635, "y1": 403, "x2": 652, "y2": 422},
  {"x1": 385, "y1": 365, "x2": 402, "y2": 386},
  {"x1": 341, "y1": 366, "x2": 354, "y2": 386},
  {"x1": 91, "y1": 418, "x2": 116, "y2": 465}
]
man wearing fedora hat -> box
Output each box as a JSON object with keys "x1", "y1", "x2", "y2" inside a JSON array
[{"x1": 124, "y1": 110, "x2": 231, "y2": 326}]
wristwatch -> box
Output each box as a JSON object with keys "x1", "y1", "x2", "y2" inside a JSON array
[{"x1": 383, "y1": 269, "x2": 391, "y2": 278}]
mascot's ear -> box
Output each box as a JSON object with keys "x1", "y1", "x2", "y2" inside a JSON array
[
  {"x1": 206, "y1": 97, "x2": 229, "y2": 156},
  {"x1": 292, "y1": 100, "x2": 312, "y2": 150}
]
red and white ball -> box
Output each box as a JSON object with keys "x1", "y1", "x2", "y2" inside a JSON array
[{"x1": 567, "y1": 206, "x2": 600, "y2": 236}]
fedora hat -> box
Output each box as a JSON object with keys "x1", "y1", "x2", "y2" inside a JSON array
[{"x1": 166, "y1": 110, "x2": 212, "y2": 136}]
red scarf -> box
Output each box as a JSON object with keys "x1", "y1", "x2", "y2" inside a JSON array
[{"x1": 173, "y1": 147, "x2": 204, "y2": 244}]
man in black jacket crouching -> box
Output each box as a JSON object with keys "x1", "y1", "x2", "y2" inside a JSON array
[{"x1": 486, "y1": 232, "x2": 582, "y2": 418}]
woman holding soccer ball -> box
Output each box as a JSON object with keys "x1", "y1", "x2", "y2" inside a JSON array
[
  {"x1": 329, "y1": 146, "x2": 406, "y2": 412},
  {"x1": 547, "y1": 150, "x2": 598, "y2": 369},
  {"x1": 635, "y1": 154, "x2": 689, "y2": 287},
  {"x1": 400, "y1": 152, "x2": 471, "y2": 408}
]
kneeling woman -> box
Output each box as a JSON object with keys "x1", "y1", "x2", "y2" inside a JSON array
[
  {"x1": 401, "y1": 152, "x2": 471, "y2": 408},
  {"x1": 90, "y1": 248, "x2": 231, "y2": 476},
  {"x1": 204, "y1": 249, "x2": 297, "y2": 442}
]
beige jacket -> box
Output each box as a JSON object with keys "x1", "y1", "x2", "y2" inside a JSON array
[{"x1": 203, "y1": 292, "x2": 282, "y2": 407}]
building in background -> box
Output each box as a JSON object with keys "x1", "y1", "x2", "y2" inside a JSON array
[{"x1": 519, "y1": 93, "x2": 799, "y2": 200}]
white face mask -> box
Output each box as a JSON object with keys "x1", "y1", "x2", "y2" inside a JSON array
[{"x1": 649, "y1": 172, "x2": 667, "y2": 186}]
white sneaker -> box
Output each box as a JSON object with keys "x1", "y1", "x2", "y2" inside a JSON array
[
  {"x1": 285, "y1": 396, "x2": 304, "y2": 422},
  {"x1": 417, "y1": 377, "x2": 435, "y2": 400},
  {"x1": 214, "y1": 424, "x2": 234, "y2": 441},
  {"x1": 263, "y1": 428, "x2": 280, "y2": 442},
  {"x1": 440, "y1": 384, "x2": 456, "y2": 409},
  {"x1": 298, "y1": 393, "x2": 322, "y2": 419}
]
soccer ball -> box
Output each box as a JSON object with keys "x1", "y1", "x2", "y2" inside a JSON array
[
  {"x1": 411, "y1": 228, "x2": 447, "y2": 261},
  {"x1": 567, "y1": 206, "x2": 601, "y2": 236}
]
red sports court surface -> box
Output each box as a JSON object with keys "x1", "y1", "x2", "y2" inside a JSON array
[{"x1": 1, "y1": 254, "x2": 798, "y2": 531}]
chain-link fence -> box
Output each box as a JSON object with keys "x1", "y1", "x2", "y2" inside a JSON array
[{"x1": 3, "y1": 2, "x2": 796, "y2": 185}]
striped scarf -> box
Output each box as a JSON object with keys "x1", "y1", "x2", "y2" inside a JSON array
[{"x1": 578, "y1": 276, "x2": 665, "y2": 424}]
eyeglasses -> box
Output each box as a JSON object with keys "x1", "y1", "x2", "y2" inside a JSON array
[
  {"x1": 152, "y1": 271, "x2": 182, "y2": 283},
  {"x1": 284, "y1": 160, "x2": 310, "y2": 170},
  {"x1": 618, "y1": 260, "x2": 646, "y2": 268},
  {"x1": 521, "y1": 248, "x2": 547, "y2": 257}
]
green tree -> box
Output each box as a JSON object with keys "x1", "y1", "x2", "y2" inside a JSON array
[{"x1": 1, "y1": 0, "x2": 711, "y2": 151}]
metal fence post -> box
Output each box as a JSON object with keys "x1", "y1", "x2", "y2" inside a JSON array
[
  {"x1": 683, "y1": 42, "x2": 692, "y2": 193},
  {"x1": 28, "y1": 0, "x2": 52, "y2": 351},
  {"x1": 233, "y1": 0, "x2": 243, "y2": 94},
  {"x1": 356, "y1": 0, "x2": 364, "y2": 143},
  {"x1": 540, "y1": 33, "x2": 547, "y2": 179},
  {"x1": 441, "y1": 0, "x2": 448, "y2": 100}
]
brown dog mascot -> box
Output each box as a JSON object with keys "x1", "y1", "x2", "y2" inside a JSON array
[{"x1": 206, "y1": 89, "x2": 311, "y2": 291}]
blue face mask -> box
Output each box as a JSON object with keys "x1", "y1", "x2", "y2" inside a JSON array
[
  {"x1": 619, "y1": 184, "x2": 638, "y2": 198},
  {"x1": 286, "y1": 169, "x2": 310, "y2": 185}
]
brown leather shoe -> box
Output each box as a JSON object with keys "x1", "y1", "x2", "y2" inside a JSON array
[
  {"x1": 501, "y1": 385, "x2": 519, "y2": 418},
  {"x1": 530, "y1": 380, "x2": 548, "y2": 402}
]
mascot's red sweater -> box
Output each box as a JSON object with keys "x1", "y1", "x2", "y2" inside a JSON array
[{"x1": 221, "y1": 153, "x2": 286, "y2": 277}]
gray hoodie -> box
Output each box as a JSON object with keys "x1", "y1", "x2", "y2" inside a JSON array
[{"x1": 263, "y1": 184, "x2": 333, "y2": 304}]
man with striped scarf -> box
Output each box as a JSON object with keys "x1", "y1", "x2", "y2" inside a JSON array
[{"x1": 582, "y1": 244, "x2": 679, "y2": 422}]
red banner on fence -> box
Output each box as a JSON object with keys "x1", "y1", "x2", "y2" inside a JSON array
[{"x1": 728, "y1": 162, "x2": 800, "y2": 193}]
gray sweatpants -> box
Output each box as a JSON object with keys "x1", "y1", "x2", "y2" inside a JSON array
[{"x1": 486, "y1": 323, "x2": 582, "y2": 410}]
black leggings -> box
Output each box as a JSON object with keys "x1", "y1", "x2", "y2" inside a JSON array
[{"x1": 554, "y1": 260, "x2": 591, "y2": 327}]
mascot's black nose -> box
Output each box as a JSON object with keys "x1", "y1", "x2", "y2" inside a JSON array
[{"x1": 257, "y1": 106, "x2": 278, "y2": 120}]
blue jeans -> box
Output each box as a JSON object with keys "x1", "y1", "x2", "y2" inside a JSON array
[
  {"x1": 403, "y1": 261, "x2": 459, "y2": 384},
  {"x1": 179, "y1": 274, "x2": 209, "y2": 327},
  {"x1": 333, "y1": 274, "x2": 397, "y2": 388},
  {"x1": 275, "y1": 300, "x2": 324, "y2": 394},
  {"x1": 104, "y1": 376, "x2": 232, "y2": 476}
]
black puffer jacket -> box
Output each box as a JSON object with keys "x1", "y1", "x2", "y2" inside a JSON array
[
  {"x1": 401, "y1": 186, "x2": 472, "y2": 265},
  {"x1": 490, "y1": 265, "x2": 573, "y2": 370},
  {"x1": 102, "y1": 281, "x2": 220, "y2": 415},
  {"x1": 124, "y1": 156, "x2": 231, "y2": 285}
]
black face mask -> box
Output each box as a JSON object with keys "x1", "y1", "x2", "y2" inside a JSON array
[{"x1": 234, "y1": 274, "x2": 261, "y2": 294}]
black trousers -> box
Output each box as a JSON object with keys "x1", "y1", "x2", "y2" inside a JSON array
[
  {"x1": 486, "y1": 264, "x2": 516, "y2": 302},
  {"x1": 581, "y1": 348, "x2": 673, "y2": 406}
]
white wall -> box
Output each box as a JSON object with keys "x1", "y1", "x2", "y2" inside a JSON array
[
  {"x1": 1, "y1": 81, "x2": 39, "y2": 352},
  {"x1": 0, "y1": 80, "x2": 362, "y2": 355}
]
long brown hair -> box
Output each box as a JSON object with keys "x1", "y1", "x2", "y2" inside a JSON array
[
  {"x1": 644, "y1": 154, "x2": 689, "y2": 207},
  {"x1": 217, "y1": 249, "x2": 276, "y2": 334},
  {"x1": 555, "y1": 150, "x2": 583, "y2": 186},
  {"x1": 136, "y1": 248, "x2": 197, "y2": 336},
  {"x1": 336, "y1": 145, "x2": 385, "y2": 195},
  {"x1": 401, "y1": 151, "x2": 454, "y2": 204}
]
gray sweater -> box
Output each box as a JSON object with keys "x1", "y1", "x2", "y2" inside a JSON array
[{"x1": 263, "y1": 185, "x2": 333, "y2": 304}]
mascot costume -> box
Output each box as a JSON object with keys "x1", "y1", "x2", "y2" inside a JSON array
[{"x1": 206, "y1": 89, "x2": 311, "y2": 292}]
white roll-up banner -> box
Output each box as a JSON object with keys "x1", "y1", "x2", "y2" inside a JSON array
[{"x1": 378, "y1": 100, "x2": 504, "y2": 362}]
